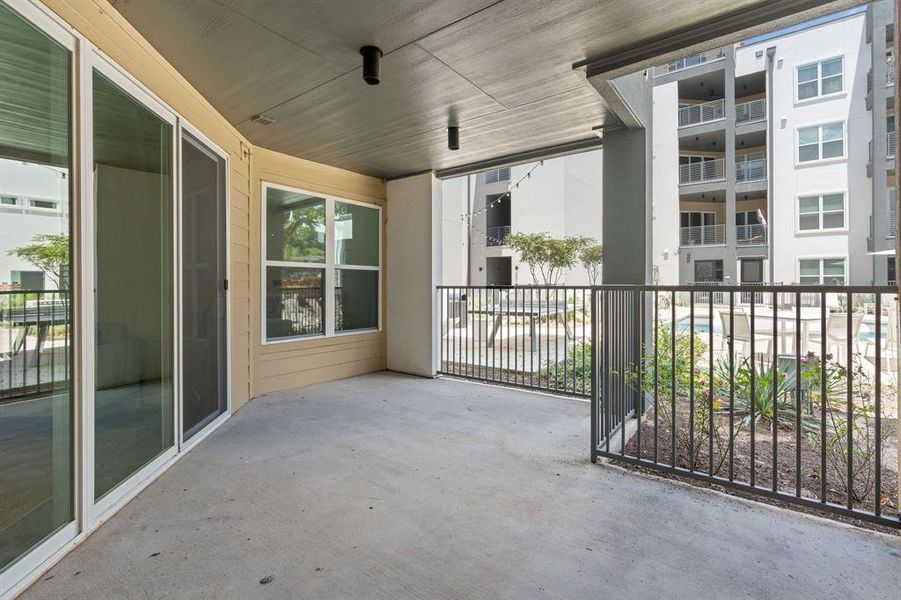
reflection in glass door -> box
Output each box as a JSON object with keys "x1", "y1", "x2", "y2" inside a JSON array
[
  {"x1": 92, "y1": 69, "x2": 174, "y2": 501},
  {"x1": 181, "y1": 131, "x2": 227, "y2": 439},
  {"x1": 0, "y1": 0, "x2": 74, "y2": 572}
]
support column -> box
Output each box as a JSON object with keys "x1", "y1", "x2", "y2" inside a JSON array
[{"x1": 385, "y1": 173, "x2": 442, "y2": 377}]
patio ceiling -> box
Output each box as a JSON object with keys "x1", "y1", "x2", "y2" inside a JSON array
[{"x1": 112, "y1": 0, "x2": 852, "y2": 179}]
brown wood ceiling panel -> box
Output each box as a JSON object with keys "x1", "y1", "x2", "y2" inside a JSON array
[
  {"x1": 359, "y1": 85, "x2": 611, "y2": 178},
  {"x1": 417, "y1": 0, "x2": 767, "y2": 109},
  {"x1": 110, "y1": 0, "x2": 342, "y2": 123},
  {"x1": 236, "y1": 43, "x2": 506, "y2": 176},
  {"x1": 215, "y1": 0, "x2": 499, "y2": 70}
]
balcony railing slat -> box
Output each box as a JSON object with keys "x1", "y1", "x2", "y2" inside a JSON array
[{"x1": 679, "y1": 158, "x2": 725, "y2": 184}]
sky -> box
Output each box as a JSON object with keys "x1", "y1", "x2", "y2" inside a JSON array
[{"x1": 741, "y1": 5, "x2": 868, "y2": 46}]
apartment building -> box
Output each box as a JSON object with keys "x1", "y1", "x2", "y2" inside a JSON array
[
  {"x1": 0, "y1": 158, "x2": 69, "y2": 289},
  {"x1": 442, "y1": 150, "x2": 603, "y2": 286},
  {"x1": 651, "y1": 2, "x2": 896, "y2": 286}
]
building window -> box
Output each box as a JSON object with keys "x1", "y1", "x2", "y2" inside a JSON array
[
  {"x1": 485, "y1": 167, "x2": 511, "y2": 184},
  {"x1": 263, "y1": 183, "x2": 381, "y2": 342},
  {"x1": 888, "y1": 257, "x2": 896, "y2": 285},
  {"x1": 799, "y1": 258, "x2": 845, "y2": 285},
  {"x1": 0, "y1": 195, "x2": 17, "y2": 206},
  {"x1": 694, "y1": 260, "x2": 723, "y2": 282},
  {"x1": 797, "y1": 57, "x2": 843, "y2": 100},
  {"x1": 798, "y1": 193, "x2": 845, "y2": 231},
  {"x1": 798, "y1": 122, "x2": 844, "y2": 163},
  {"x1": 29, "y1": 198, "x2": 57, "y2": 210}
]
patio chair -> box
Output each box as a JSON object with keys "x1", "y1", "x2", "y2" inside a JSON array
[
  {"x1": 808, "y1": 312, "x2": 863, "y2": 361},
  {"x1": 864, "y1": 304, "x2": 898, "y2": 376},
  {"x1": 718, "y1": 310, "x2": 772, "y2": 359}
]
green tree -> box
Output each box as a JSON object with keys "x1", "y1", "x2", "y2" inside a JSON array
[
  {"x1": 8, "y1": 234, "x2": 69, "y2": 287},
  {"x1": 506, "y1": 232, "x2": 593, "y2": 285},
  {"x1": 580, "y1": 244, "x2": 603, "y2": 285}
]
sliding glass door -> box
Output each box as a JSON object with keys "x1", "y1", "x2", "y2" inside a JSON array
[
  {"x1": 0, "y1": 0, "x2": 74, "y2": 574},
  {"x1": 92, "y1": 67, "x2": 175, "y2": 501},
  {"x1": 181, "y1": 130, "x2": 227, "y2": 440}
]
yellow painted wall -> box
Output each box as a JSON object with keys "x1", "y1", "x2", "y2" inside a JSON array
[{"x1": 44, "y1": 0, "x2": 386, "y2": 410}]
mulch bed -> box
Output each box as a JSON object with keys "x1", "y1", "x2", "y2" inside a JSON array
[{"x1": 617, "y1": 397, "x2": 899, "y2": 531}]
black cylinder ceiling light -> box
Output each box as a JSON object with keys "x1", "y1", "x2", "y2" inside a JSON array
[
  {"x1": 447, "y1": 126, "x2": 460, "y2": 151},
  {"x1": 360, "y1": 46, "x2": 382, "y2": 85}
]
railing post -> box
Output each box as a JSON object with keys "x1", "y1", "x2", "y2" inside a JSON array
[{"x1": 590, "y1": 286, "x2": 599, "y2": 463}]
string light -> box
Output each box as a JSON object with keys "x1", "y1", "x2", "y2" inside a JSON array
[{"x1": 460, "y1": 160, "x2": 545, "y2": 220}]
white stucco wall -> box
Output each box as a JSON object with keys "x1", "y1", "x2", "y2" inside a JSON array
[{"x1": 651, "y1": 81, "x2": 681, "y2": 284}]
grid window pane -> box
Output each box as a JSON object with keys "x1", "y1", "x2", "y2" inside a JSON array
[
  {"x1": 798, "y1": 64, "x2": 818, "y2": 82},
  {"x1": 798, "y1": 126, "x2": 819, "y2": 145},
  {"x1": 335, "y1": 269, "x2": 378, "y2": 332},
  {"x1": 799, "y1": 259, "x2": 820, "y2": 278},
  {"x1": 799, "y1": 196, "x2": 819, "y2": 213},
  {"x1": 335, "y1": 201, "x2": 379, "y2": 266},
  {"x1": 265, "y1": 266, "x2": 324, "y2": 339},
  {"x1": 266, "y1": 188, "x2": 326, "y2": 263},
  {"x1": 799, "y1": 214, "x2": 820, "y2": 230},
  {"x1": 822, "y1": 212, "x2": 844, "y2": 229},
  {"x1": 822, "y1": 123, "x2": 843, "y2": 141},
  {"x1": 798, "y1": 81, "x2": 818, "y2": 99},
  {"x1": 821, "y1": 58, "x2": 842, "y2": 77},
  {"x1": 821, "y1": 75, "x2": 842, "y2": 95},
  {"x1": 822, "y1": 139, "x2": 843, "y2": 159},
  {"x1": 823, "y1": 259, "x2": 845, "y2": 283},
  {"x1": 821, "y1": 194, "x2": 844, "y2": 211},
  {"x1": 798, "y1": 144, "x2": 819, "y2": 162}
]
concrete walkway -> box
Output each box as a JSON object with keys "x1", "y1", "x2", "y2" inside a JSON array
[{"x1": 24, "y1": 372, "x2": 900, "y2": 600}]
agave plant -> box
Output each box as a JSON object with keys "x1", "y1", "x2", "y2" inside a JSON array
[{"x1": 713, "y1": 356, "x2": 820, "y2": 433}]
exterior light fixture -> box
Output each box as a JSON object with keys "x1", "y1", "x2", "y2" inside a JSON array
[
  {"x1": 447, "y1": 126, "x2": 460, "y2": 151},
  {"x1": 360, "y1": 46, "x2": 383, "y2": 85}
]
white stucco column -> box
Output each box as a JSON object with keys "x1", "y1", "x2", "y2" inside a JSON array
[{"x1": 385, "y1": 172, "x2": 442, "y2": 376}]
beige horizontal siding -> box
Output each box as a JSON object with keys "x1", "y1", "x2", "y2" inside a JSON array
[{"x1": 43, "y1": 0, "x2": 388, "y2": 410}]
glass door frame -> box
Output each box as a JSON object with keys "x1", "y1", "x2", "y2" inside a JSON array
[
  {"x1": 177, "y1": 120, "x2": 231, "y2": 453},
  {"x1": 2, "y1": 3, "x2": 233, "y2": 597},
  {"x1": 0, "y1": 1, "x2": 80, "y2": 595},
  {"x1": 81, "y1": 46, "x2": 180, "y2": 525}
]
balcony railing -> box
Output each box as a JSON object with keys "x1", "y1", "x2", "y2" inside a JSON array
[
  {"x1": 680, "y1": 224, "x2": 725, "y2": 246},
  {"x1": 654, "y1": 48, "x2": 726, "y2": 76},
  {"x1": 888, "y1": 130, "x2": 895, "y2": 158},
  {"x1": 889, "y1": 201, "x2": 897, "y2": 238},
  {"x1": 736, "y1": 223, "x2": 767, "y2": 245},
  {"x1": 735, "y1": 98, "x2": 766, "y2": 124},
  {"x1": 0, "y1": 290, "x2": 71, "y2": 403},
  {"x1": 678, "y1": 98, "x2": 725, "y2": 127},
  {"x1": 679, "y1": 158, "x2": 725, "y2": 184},
  {"x1": 887, "y1": 65, "x2": 895, "y2": 86},
  {"x1": 735, "y1": 158, "x2": 766, "y2": 182},
  {"x1": 437, "y1": 283, "x2": 901, "y2": 527},
  {"x1": 486, "y1": 225, "x2": 511, "y2": 246}
]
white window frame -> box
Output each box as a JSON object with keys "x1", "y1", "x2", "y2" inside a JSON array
[
  {"x1": 797, "y1": 256, "x2": 847, "y2": 285},
  {"x1": 796, "y1": 121, "x2": 846, "y2": 165},
  {"x1": 261, "y1": 181, "x2": 382, "y2": 345},
  {"x1": 795, "y1": 56, "x2": 844, "y2": 102},
  {"x1": 795, "y1": 192, "x2": 847, "y2": 234}
]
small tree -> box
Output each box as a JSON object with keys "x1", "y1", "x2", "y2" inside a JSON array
[
  {"x1": 580, "y1": 244, "x2": 603, "y2": 285},
  {"x1": 8, "y1": 234, "x2": 69, "y2": 287},
  {"x1": 506, "y1": 232, "x2": 593, "y2": 285}
]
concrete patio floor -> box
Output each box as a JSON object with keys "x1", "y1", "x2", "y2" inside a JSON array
[{"x1": 23, "y1": 372, "x2": 900, "y2": 600}]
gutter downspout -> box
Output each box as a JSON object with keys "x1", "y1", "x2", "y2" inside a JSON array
[{"x1": 766, "y1": 46, "x2": 776, "y2": 284}]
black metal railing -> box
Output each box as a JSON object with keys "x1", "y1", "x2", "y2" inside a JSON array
[
  {"x1": 1, "y1": 289, "x2": 71, "y2": 403},
  {"x1": 437, "y1": 286, "x2": 593, "y2": 397},
  {"x1": 592, "y1": 285, "x2": 899, "y2": 527}
]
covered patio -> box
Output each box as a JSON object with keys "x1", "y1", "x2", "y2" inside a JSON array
[{"x1": 23, "y1": 373, "x2": 900, "y2": 599}]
